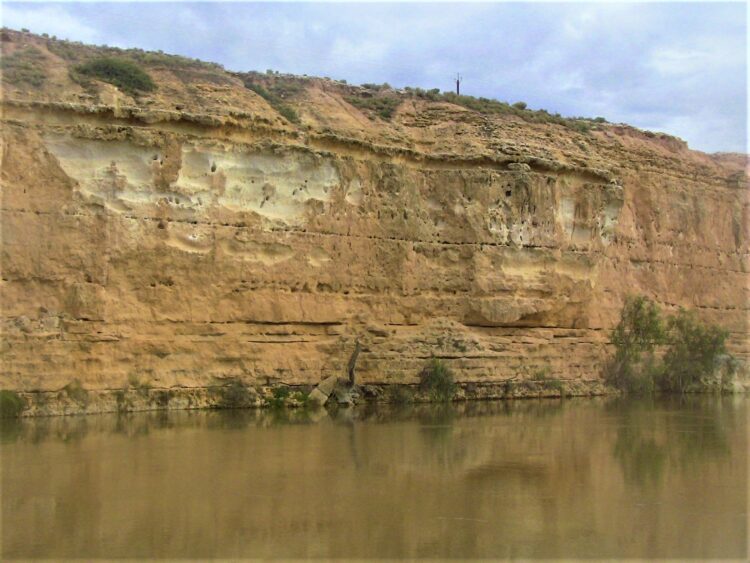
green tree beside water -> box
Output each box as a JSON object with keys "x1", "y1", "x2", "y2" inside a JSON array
[{"x1": 606, "y1": 296, "x2": 737, "y2": 394}]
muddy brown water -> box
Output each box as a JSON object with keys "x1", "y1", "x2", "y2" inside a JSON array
[{"x1": 1, "y1": 396, "x2": 747, "y2": 559}]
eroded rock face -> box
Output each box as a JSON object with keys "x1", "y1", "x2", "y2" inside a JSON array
[
  {"x1": 1, "y1": 31, "x2": 747, "y2": 405},
  {"x1": 44, "y1": 135, "x2": 342, "y2": 227}
]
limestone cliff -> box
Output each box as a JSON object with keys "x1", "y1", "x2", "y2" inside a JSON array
[{"x1": 1, "y1": 30, "x2": 747, "y2": 411}]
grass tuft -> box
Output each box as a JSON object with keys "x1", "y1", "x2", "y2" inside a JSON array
[{"x1": 419, "y1": 358, "x2": 456, "y2": 402}]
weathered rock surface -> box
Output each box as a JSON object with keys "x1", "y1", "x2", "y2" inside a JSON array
[{"x1": 1, "y1": 30, "x2": 747, "y2": 412}]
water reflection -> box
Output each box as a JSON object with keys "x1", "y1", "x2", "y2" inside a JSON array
[
  {"x1": 609, "y1": 396, "x2": 732, "y2": 488},
  {"x1": 2, "y1": 396, "x2": 746, "y2": 559},
  {"x1": 0, "y1": 400, "x2": 567, "y2": 445}
]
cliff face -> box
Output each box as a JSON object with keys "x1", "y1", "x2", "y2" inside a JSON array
[{"x1": 1, "y1": 31, "x2": 747, "y2": 401}]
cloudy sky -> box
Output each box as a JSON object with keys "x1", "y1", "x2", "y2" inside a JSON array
[{"x1": 3, "y1": 1, "x2": 746, "y2": 153}]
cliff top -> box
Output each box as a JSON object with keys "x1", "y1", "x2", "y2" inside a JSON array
[{"x1": 1, "y1": 28, "x2": 746, "y2": 181}]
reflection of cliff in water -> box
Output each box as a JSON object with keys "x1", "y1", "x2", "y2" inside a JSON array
[
  {"x1": 2, "y1": 396, "x2": 746, "y2": 559},
  {"x1": 1, "y1": 398, "x2": 566, "y2": 445}
]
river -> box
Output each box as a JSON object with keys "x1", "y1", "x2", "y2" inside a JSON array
[{"x1": 1, "y1": 395, "x2": 747, "y2": 559}]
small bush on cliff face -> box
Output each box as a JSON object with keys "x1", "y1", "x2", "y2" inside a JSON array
[
  {"x1": 606, "y1": 296, "x2": 730, "y2": 394},
  {"x1": 420, "y1": 358, "x2": 456, "y2": 402},
  {"x1": 241, "y1": 77, "x2": 301, "y2": 124},
  {"x1": 0, "y1": 391, "x2": 26, "y2": 418},
  {"x1": 277, "y1": 104, "x2": 300, "y2": 124},
  {"x1": 74, "y1": 57, "x2": 155, "y2": 96},
  {"x1": 345, "y1": 94, "x2": 401, "y2": 120}
]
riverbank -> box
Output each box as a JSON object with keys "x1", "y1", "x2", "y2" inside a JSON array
[
  {"x1": 5, "y1": 370, "x2": 749, "y2": 418},
  {"x1": 5, "y1": 378, "x2": 614, "y2": 418}
]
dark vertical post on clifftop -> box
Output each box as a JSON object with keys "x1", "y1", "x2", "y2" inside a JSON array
[
  {"x1": 348, "y1": 340, "x2": 361, "y2": 386},
  {"x1": 455, "y1": 73, "x2": 461, "y2": 95}
]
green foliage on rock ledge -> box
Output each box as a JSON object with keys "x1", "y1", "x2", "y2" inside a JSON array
[
  {"x1": 420, "y1": 358, "x2": 456, "y2": 402},
  {"x1": 73, "y1": 57, "x2": 156, "y2": 96},
  {"x1": 606, "y1": 296, "x2": 731, "y2": 394}
]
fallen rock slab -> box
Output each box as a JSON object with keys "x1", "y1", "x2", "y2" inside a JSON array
[{"x1": 308, "y1": 375, "x2": 339, "y2": 405}]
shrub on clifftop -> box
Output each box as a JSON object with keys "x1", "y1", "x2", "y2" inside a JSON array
[
  {"x1": 74, "y1": 57, "x2": 156, "y2": 96},
  {"x1": 345, "y1": 94, "x2": 401, "y2": 120}
]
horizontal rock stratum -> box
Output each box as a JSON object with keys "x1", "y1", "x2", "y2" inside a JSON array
[{"x1": 1, "y1": 29, "x2": 747, "y2": 412}]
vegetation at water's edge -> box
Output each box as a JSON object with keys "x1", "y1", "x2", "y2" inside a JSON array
[
  {"x1": 605, "y1": 296, "x2": 738, "y2": 394},
  {"x1": 266, "y1": 386, "x2": 312, "y2": 409},
  {"x1": 388, "y1": 385, "x2": 415, "y2": 404},
  {"x1": 72, "y1": 57, "x2": 156, "y2": 96},
  {"x1": 212, "y1": 378, "x2": 257, "y2": 409},
  {"x1": 419, "y1": 358, "x2": 456, "y2": 402},
  {"x1": 267, "y1": 386, "x2": 291, "y2": 408},
  {"x1": 0, "y1": 390, "x2": 26, "y2": 418}
]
